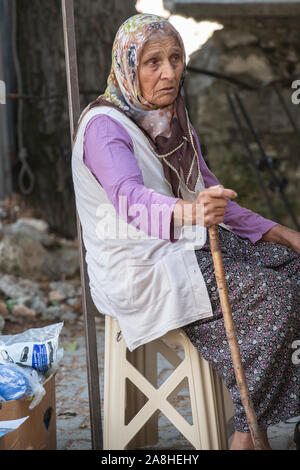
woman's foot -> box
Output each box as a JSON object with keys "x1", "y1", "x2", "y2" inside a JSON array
[{"x1": 230, "y1": 429, "x2": 272, "y2": 450}]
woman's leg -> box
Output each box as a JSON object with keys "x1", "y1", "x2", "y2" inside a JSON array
[
  {"x1": 182, "y1": 227, "x2": 300, "y2": 449},
  {"x1": 230, "y1": 429, "x2": 271, "y2": 450}
]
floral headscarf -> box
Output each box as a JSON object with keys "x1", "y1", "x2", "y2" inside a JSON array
[
  {"x1": 103, "y1": 13, "x2": 186, "y2": 140},
  {"x1": 74, "y1": 14, "x2": 202, "y2": 199}
]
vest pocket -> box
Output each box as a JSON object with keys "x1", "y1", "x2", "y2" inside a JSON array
[{"x1": 127, "y1": 258, "x2": 171, "y2": 310}]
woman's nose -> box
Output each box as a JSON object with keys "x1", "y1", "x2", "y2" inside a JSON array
[{"x1": 160, "y1": 60, "x2": 176, "y2": 81}]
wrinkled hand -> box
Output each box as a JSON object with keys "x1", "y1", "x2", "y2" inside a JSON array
[
  {"x1": 291, "y1": 232, "x2": 300, "y2": 253},
  {"x1": 262, "y1": 224, "x2": 300, "y2": 253},
  {"x1": 195, "y1": 184, "x2": 238, "y2": 227},
  {"x1": 284, "y1": 230, "x2": 300, "y2": 253}
]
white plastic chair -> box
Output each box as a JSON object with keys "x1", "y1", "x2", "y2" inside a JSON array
[{"x1": 104, "y1": 315, "x2": 234, "y2": 450}]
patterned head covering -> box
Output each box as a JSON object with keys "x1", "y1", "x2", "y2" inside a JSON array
[
  {"x1": 74, "y1": 13, "x2": 201, "y2": 199},
  {"x1": 103, "y1": 13, "x2": 186, "y2": 140}
]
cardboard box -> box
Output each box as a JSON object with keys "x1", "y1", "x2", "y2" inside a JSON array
[{"x1": 0, "y1": 373, "x2": 56, "y2": 450}]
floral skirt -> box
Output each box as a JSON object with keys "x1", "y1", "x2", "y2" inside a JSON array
[{"x1": 182, "y1": 226, "x2": 300, "y2": 432}]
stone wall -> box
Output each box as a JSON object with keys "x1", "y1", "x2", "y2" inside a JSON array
[
  {"x1": 185, "y1": 17, "x2": 300, "y2": 229},
  {"x1": 165, "y1": 0, "x2": 300, "y2": 20}
]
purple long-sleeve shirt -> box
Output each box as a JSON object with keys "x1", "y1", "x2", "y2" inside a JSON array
[{"x1": 83, "y1": 114, "x2": 277, "y2": 244}]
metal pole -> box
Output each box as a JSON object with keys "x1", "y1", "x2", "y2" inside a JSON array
[
  {"x1": 226, "y1": 91, "x2": 280, "y2": 222},
  {"x1": 61, "y1": 0, "x2": 103, "y2": 450},
  {"x1": 234, "y1": 92, "x2": 300, "y2": 231}
]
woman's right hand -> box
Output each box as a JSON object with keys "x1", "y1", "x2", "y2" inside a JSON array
[
  {"x1": 172, "y1": 184, "x2": 238, "y2": 227},
  {"x1": 194, "y1": 185, "x2": 238, "y2": 227}
]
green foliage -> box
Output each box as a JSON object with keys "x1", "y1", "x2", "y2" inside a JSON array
[{"x1": 6, "y1": 299, "x2": 18, "y2": 312}]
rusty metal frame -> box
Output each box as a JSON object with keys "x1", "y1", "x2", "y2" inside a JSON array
[{"x1": 61, "y1": 0, "x2": 103, "y2": 450}]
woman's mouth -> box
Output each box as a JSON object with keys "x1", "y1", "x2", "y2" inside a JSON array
[{"x1": 158, "y1": 87, "x2": 175, "y2": 93}]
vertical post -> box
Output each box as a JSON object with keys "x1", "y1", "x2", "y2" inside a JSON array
[
  {"x1": 0, "y1": 0, "x2": 13, "y2": 199},
  {"x1": 61, "y1": 0, "x2": 103, "y2": 449}
]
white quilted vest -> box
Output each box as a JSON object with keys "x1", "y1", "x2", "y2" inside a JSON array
[{"x1": 71, "y1": 106, "x2": 217, "y2": 351}]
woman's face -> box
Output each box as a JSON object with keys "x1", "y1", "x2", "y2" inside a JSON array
[{"x1": 138, "y1": 35, "x2": 184, "y2": 108}]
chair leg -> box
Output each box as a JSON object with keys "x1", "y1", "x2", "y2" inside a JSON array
[
  {"x1": 167, "y1": 329, "x2": 229, "y2": 449},
  {"x1": 103, "y1": 315, "x2": 125, "y2": 449},
  {"x1": 126, "y1": 341, "x2": 159, "y2": 449},
  {"x1": 104, "y1": 316, "x2": 159, "y2": 449}
]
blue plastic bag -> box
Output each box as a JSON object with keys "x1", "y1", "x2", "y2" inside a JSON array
[
  {"x1": 0, "y1": 363, "x2": 46, "y2": 408},
  {"x1": 0, "y1": 363, "x2": 29, "y2": 401}
]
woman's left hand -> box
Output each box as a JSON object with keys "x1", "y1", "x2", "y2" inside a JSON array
[
  {"x1": 286, "y1": 230, "x2": 300, "y2": 253},
  {"x1": 261, "y1": 224, "x2": 300, "y2": 253}
]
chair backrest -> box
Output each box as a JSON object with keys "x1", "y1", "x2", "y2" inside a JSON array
[{"x1": 61, "y1": 0, "x2": 103, "y2": 450}]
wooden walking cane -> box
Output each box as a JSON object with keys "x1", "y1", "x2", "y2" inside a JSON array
[
  {"x1": 61, "y1": 0, "x2": 103, "y2": 449},
  {"x1": 208, "y1": 225, "x2": 268, "y2": 450}
]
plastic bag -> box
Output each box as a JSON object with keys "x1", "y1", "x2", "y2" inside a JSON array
[
  {"x1": 0, "y1": 363, "x2": 46, "y2": 409},
  {"x1": 0, "y1": 322, "x2": 63, "y2": 375},
  {"x1": 0, "y1": 417, "x2": 29, "y2": 437},
  {"x1": 0, "y1": 363, "x2": 28, "y2": 401}
]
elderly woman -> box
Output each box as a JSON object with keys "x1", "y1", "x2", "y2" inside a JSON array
[{"x1": 72, "y1": 14, "x2": 300, "y2": 450}]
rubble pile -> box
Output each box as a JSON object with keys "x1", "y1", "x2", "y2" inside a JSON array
[{"x1": 0, "y1": 195, "x2": 82, "y2": 334}]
